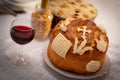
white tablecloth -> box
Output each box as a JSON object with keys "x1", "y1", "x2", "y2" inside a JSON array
[{"x1": 0, "y1": 0, "x2": 120, "y2": 80}]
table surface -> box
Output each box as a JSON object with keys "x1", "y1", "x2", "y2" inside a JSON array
[{"x1": 0, "y1": 0, "x2": 120, "y2": 80}]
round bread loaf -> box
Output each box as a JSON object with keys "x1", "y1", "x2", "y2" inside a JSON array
[
  {"x1": 48, "y1": 19, "x2": 109, "y2": 74},
  {"x1": 49, "y1": 0, "x2": 97, "y2": 28}
]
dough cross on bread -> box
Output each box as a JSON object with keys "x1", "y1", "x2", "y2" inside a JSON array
[
  {"x1": 73, "y1": 26, "x2": 93, "y2": 55},
  {"x1": 77, "y1": 26, "x2": 92, "y2": 39}
]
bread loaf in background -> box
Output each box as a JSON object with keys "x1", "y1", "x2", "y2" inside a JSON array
[{"x1": 49, "y1": 0, "x2": 97, "y2": 28}]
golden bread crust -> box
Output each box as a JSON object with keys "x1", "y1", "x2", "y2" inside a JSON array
[{"x1": 48, "y1": 19, "x2": 109, "y2": 74}]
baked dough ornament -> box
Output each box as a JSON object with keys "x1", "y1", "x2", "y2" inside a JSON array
[
  {"x1": 95, "y1": 35, "x2": 107, "y2": 52},
  {"x1": 73, "y1": 26, "x2": 93, "y2": 55},
  {"x1": 86, "y1": 60, "x2": 100, "y2": 72},
  {"x1": 77, "y1": 26, "x2": 92, "y2": 39},
  {"x1": 51, "y1": 33, "x2": 72, "y2": 58}
]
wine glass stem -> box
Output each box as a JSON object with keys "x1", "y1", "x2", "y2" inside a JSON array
[{"x1": 16, "y1": 45, "x2": 27, "y2": 65}]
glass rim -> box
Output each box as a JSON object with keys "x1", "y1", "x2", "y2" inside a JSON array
[
  {"x1": 12, "y1": 18, "x2": 31, "y2": 23},
  {"x1": 11, "y1": 18, "x2": 34, "y2": 31}
]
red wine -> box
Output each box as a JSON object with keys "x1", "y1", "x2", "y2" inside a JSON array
[{"x1": 10, "y1": 25, "x2": 35, "y2": 45}]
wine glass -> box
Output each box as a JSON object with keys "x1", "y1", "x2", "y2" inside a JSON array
[{"x1": 10, "y1": 18, "x2": 35, "y2": 65}]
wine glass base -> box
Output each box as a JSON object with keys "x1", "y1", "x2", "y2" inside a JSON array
[
  {"x1": 5, "y1": 48, "x2": 29, "y2": 66},
  {"x1": 10, "y1": 55, "x2": 29, "y2": 66}
]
